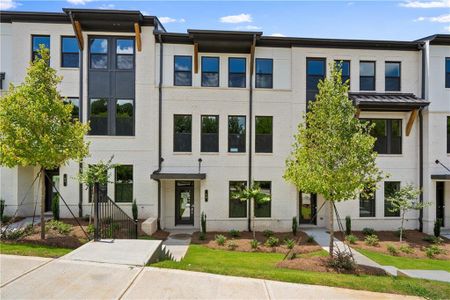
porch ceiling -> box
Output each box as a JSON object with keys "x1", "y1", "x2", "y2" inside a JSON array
[
  {"x1": 150, "y1": 172, "x2": 206, "y2": 180},
  {"x1": 431, "y1": 174, "x2": 450, "y2": 180}
]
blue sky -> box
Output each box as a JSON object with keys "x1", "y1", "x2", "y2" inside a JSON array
[{"x1": 1, "y1": 0, "x2": 449, "y2": 40}]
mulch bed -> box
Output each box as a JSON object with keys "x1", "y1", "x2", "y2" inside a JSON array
[
  {"x1": 335, "y1": 230, "x2": 450, "y2": 260},
  {"x1": 192, "y1": 231, "x2": 322, "y2": 254},
  {"x1": 150, "y1": 230, "x2": 170, "y2": 240}
]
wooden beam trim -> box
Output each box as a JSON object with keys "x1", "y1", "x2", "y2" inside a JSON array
[
  {"x1": 134, "y1": 22, "x2": 142, "y2": 52},
  {"x1": 74, "y1": 20, "x2": 84, "y2": 51},
  {"x1": 194, "y1": 43, "x2": 199, "y2": 74},
  {"x1": 406, "y1": 109, "x2": 419, "y2": 136}
]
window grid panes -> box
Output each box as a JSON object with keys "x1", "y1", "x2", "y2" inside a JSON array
[
  {"x1": 365, "y1": 119, "x2": 402, "y2": 154},
  {"x1": 61, "y1": 36, "x2": 79, "y2": 68},
  {"x1": 115, "y1": 165, "x2": 133, "y2": 203},
  {"x1": 335, "y1": 60, "x2": 350, "y2": 84},
  {"x1": 174, "y1": 56, "x2": 192, "y2": 86},
  {"x1": 255, "y1": 116, "x2": 273, "y2": 153},
  {"x1": 255, "y1": 58, "x2": 273, "y2": 88},
  {"x1": 228, "y1": 57, "x2": 246, "y2": 88},
  {"x1": 228, "y1": 116, "x2": 246, "y2": 153},
  {"x1": 385, "y1": 62, "x2": 401, "y2": 91},
  {"x1": 89, "y1": 98, "x2": 108, "y2": 135},
  {"x1": 32, "y1": 35, "x2": 50, "y2": 62},
  {"x1": 306, "y1": 58, "x2": 326, "y2": 103},
  {"x1": 254, "y1": 181, "x2": 271, "y2": 218},
  {"x1": 229, "y1": 181, "x2": 247, "y2": 218},
  {"x1": 63, "y1": 97, "x2": 80, "y2": 120},
  {"x1": 90, "y1": 38, "x2": 108, "y2": 69},
  {"x1": 360, "y1": 61, "x2": 376, "y2": 91},
  {"x1": 447, "y1": 117, "x2": 450, "y2": 153},
  {"x1": 201, "y1": 115, "x2": 219, "y2": 152},
  {"x1": 385, "y1": 181, "x2": 400, "y2": 217},
  {"x1": 116, "y1": 39, "x2": 134, "y2": 70},
  {"x1": 201, "y1": 57, "x2": 219, "y2": 87},
  {"x1": 174, "y1": 115, "x2": 192, "y2": 152},
  {"x1": 116, "y1": 99, "x2": 134, "y2": 136},
  {"x1": 446, "y1": 58, "x2": 450, "y2": 88},
  {"x1": 360, "y1": 186, "x2": 376, "y2": 217}
]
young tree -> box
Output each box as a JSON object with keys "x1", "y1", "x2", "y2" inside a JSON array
[
  {"x1": 387, "y1": 184, "x2": 430, "y2": 242},
  {"x1": 231, "y1": 183, "x2": 271, "y2": 239},
  {"x1": 0, "y1": 47, "x2": 89, "y2": 239},
  {"x1": 284, "y1": 63, "x2": 383, "y2": 256}
]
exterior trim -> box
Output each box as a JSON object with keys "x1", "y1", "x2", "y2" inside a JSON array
[
  {"x1": 431, "y1": 174, "x2": 450, "y2": 180},
  {"x1": 151, "y1": 172, "x2": 206, "y2": 180}
]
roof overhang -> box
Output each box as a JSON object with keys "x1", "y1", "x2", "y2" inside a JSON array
[
  {"x1": 187, "y1": 30, "x2": 262, "y2": 53},
  {"x1": 431, "y1": 174, "x2": 450, "y2": 180},
  {"x1": 416, "y1": 34, "x2": 450, "y2": 46},
  {"x1": 350, "y1": 93, "x2": 429, "y2": 112},
  {"x1": 151, "y1": 172, "x2": 206, "y2": 180}
]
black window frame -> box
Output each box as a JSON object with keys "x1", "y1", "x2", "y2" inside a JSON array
[
  {"x1": 201, "y1": 56, "x2": 220, "y2": 87},
  {"x1": 255, "y1": 116, "x2": 273, "y2": 153},
  {"x1": 254, "y1": 181, "x2": 271, "y2": 218},
  {"x1": 31, "y1": 34, "x2": 50, "y2": 62},
  {"x1": 88, "y1": 98, "x2": 109, "y2": 136},
  {"x1": 364, "y1": 118, "x2": 402, "y2": 154},
  {"x1": 447, "y1": 116, "x2": 450, "y2": 154},
  {"x1": 228, "y1": 115, "x2": 246, "y2": 153},
  {"x1": 115, "y1": 165, "x2": 133, "y2": 203},
  {"x1": 385, "y1": 61, "x2": 401, "y2": 92},
  {"x1": 89, "y1": 37, "x2": 109, "y2": 70},
  {"x1": 201, "y1": 115, "x2": 219, "y2": 153},
  {"x1": 228, "y1": 57, "x2": 246, "y2": 88},
  {"x1": 115, "y1": 38, "x2": 135, "y2": 70},
  {"x1": 229, "y1": 181, "x2": 247, "y2": 218},
  {"x1": 360, "y1": 61, "x2": 376, "y2": 91},
  {"x1": 174, "y1": 114, "x2": 192, "y2": 152},
  {"x1": 255, "y1": 58, "x2": 273, "y2": 89},
  {"x1": 63, "y1": 97, "x2": 80, "y2": 120},
  {"x1": 174, "y1": 55, "x2": 192, "y2": 86},
  {"x1": 384, "y1": 181, "x2": 400, "y2": 217},
  {"x1": 446, "y1": 57, "x2": 450, "y2": 88},
  {"x1": 115, "y1": 99, "x2": 135, "y2": 136},
  {"x1": 335, "y1": 60, "x2": 350, "y2": 84},
  {"x1": 306, "y1": 57, "x2": 326, "y2": 104},
  {"x1": 359, "y1": 186, "x2": 376, "y2": 217},
  {"x1": 60, "y1": 36, "x2": 79, "y2": 68}
]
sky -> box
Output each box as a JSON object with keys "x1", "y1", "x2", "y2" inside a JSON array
[{"x1": 1, "y1": 0, "x2": 450, "y2": 40}]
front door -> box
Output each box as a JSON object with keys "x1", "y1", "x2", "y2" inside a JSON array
[
  {"x1": 436, "y1": 182, "x2": 445, "y2": 227},
  {"x1": 299, "y1": 192, "x2": 317, "y2": 225},
  {"x1": 175, "y1": 181, "x2": 194, "y2": 225},
  {"x1": 44, "y1": 169, "x2": 60, "y2": 212}
]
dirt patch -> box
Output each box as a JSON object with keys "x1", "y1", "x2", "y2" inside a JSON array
[
  {"x1": 150, "y1": 230, "x2": 170, "y2": 240},
  {"x1": 336, "y1": 230, "x2": 450, "y2": 260}
]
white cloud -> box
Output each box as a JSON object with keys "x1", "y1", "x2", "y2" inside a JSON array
[
  {"x1": 235, "y1": 25, "x2": 262, "y2": 31},
  {"x1": 220, "y1": 13, "x2": 252, "y2": 24},
  {"x1": 445, "y1": 25, "x2": 450, "y2": 32},
  {"x1": 98, "y1": 4, "x2": 115, "y2": 9},
  {"x1": 67, "y1": 0, "x2": 92, "y2": 5},
  {"x1": 159, "y1": 17, "x2": 186, "y2": 24},
  {"x1": 400, "y1": 0, "x2": 450, "y2": 8},
  {"x1": 270, "y1": 33, "x2": 286, "y2": 37},
  {"x1": 0, "y1": 0, "x2": 18, "y2": 10},
  {"x1": 416, "y1": 13, "x2": 450, "y2": 22}
]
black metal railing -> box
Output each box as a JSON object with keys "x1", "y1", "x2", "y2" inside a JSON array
[{"x1": 94, "y1": 183, "x2": 138, "y2": 240}]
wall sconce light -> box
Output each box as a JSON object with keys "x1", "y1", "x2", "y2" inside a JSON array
[
  {"x1": 205, "y1": 189, "x2": 208, "y2": 202},
  {"x1": 63, "y1": 174, "x2": 67, "y2": 186}
]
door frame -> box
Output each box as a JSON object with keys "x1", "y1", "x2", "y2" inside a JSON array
[
  {"x1": 175, "y1": 181, "x2": 195, "y2": 225},
  {"x1": 436, "y1": 181, "x2": 445, "y2": 227},
  {"x1": 44, "y1": 168, "x2": 60, "y2": 212},
  {"x1": 299, "y1": 192, "x2": 317, "y2": 225}
]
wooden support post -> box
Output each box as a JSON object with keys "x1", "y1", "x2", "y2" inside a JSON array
[
  {"x1": 406, "y1": 109, "x2": 419, "y2": 136},
  {"x1": 74, "y1": 20, "x2": 84, "y2": 51},
  {"x1": 134, "y1": 22, "x2": 142, "y2": 52},
  {"x1": 194, "y1": 43, "x2": 199, "y2": 74}
]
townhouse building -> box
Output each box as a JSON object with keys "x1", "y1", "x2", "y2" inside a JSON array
[{"x1": 0, "y1": 9, "x2": 449, "y2": 235}]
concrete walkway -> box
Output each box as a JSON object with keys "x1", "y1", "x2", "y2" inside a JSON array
[
  {"x1": 0, "y1": 254, "x2": 419, "y2": 299},
  {"x1": 162, "y1": 229, "x2": 194, "y2": 261},
  {"x1": 1, "y1": 215, "x2": 52, "y2": 233}
]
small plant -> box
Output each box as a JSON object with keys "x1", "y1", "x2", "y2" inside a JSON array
[
  {"x1": 86, "y1": 224, "x2": 95, "y2": 236},
  {"x1": 2, "y1": 228, "x2": 27, "y2": 240},
  {"x1": 51, "y1": 195, "x2": 60, "y2": 221},
  {"x1": 434, "y1": 219, "x2": 442, "y2": 238},
  {"x1": 201, "y1": 212, "x2": 207, "y2": 234},
  {"x1": 229, "y1": 229, "x2": 240, "y2": 238},
  {"x1": 284, "y1": 239, "x2": 295, "y2": 249},
  {"x1": 399, "y1": 245, "x2": 414, "y2": 254},
  {"x1": 250, "y1": 239, "x2": 259, "y2": 250},
  {"x1": 292, "y1": 217, "x2": 298, "y2": 236},
  {"x1": 345, "y1": 216, "x2": 351, "y2": 235},
  {"x1": 387, "y1": 244, "x2": 399, "y2": 256},
  {"x1": 394, "y1": 228, "x2": 406, "y2": 239},
  {"x1": 199, "y1": 232, "x2": 206, "y2": 241},
  {"x1": 263, "y1": 230, "x2": 274, "y2": 238},
  {"x1": 265, "y1": 236, "x2": 279, "y2": 247},
  {"x1": 364, "y1": 234, "x2": 379, "y2": 246},
  {"x1": 132, "y1": 199, "x2": 138, "y2": 220},
  {"x1": 425, "y1": 245, "x2": 447, "y2": 258},
  {"x1": 215, "y1": 234, "x2": 226, "y2": 246},
  {"x1": 0, "y1": 199, "x2": 5, "y2": 221},
  {"x1": 327, "y1": 251, "x2": 356, "y2": 271},
  {"x1": 306, "y1": 235, "x2": 315, "y2": 243},
  {"x1": 362, "y1": 227, "x2": 375, "y2": 236},
  {"x1": 228, "y1": 240, "x2": 238, "y2": 251},
  {"x1": 45, "y1": 220, "x2": 71, "y2": 235},
  {"x1": 345, "y1": 234, "x2": 358, "y2": 244},
  {"x1": 423, "y1": 235, "x2": 444, "y2": 244}
]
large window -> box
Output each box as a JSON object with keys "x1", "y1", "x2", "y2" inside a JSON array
[
  {"x1": 385, "y1": 62, "x2": 401, "y2": 91},
  {"x1": 229, "y1": 181, "x2": 247, "y2": 218},
  {"x1": 63, "y1": 97, "x2": 80, "y2": 120},
  {"x1": 360, "y1": 186, "x2": 376, "y2": 217},
  {"x1": 116, "y1": 99, "x2": 134, "y2": 136},
  {"x1": 254, "y1": 181, "x2": 271, "y2": 218},
  {"x1": 116, "y1": 39, "x2": 134, "y2": 70},
  {"x1": 115, "y1": 165, "x2": 133, "y2": 203},
  {"x1": 385, "y1": 181, "x2": 400, "y2": 217},
  {"x1": 306, "y1": 58, "x2": 326, "y2": 102},
  {"x1": 228, "y1": 116, "x2": 246, "y2": 153},
  {"x1": 88, "y1": 98, "x2": 134, "y2": 136},
  {"x1": 360, "y1": 61, "x2": 376, "y2": 91},
  {"x1": 335, "y1": 60, "x2": 350, "y2": 84},
  {"x1": 174, "y1": 56, "x2": 192, "y2": 86},
  {"x1": 255, "y1": 116, "x2": 273, "y2": 153},
  {"x1": 174, "y1": 115, "x2": 192, "y2": 152},
  {"x1": 90, "y1": 38, "x2": 108, "y2": 69},
  {"x1": 365, "y1": 119, "x2": 402, "y2": 154},
  {"x1": 201, "y1": 115, "x2": 219, "y2": 152},
  {"x1": 229, "y1": 58, "x2": 246, "y2": 88},
  {"x1": 201, "y1": 57, "x2": 219, "y2": 87},
  {"x1": 32, "y1": 35, "x2": 50, "y2": 61},
  {"x1": 61, "y1": 36, "x2": 79, "y2": 68},
  {"x1": 447, "y1": 117, "x2": 450, "y2": 153},
  {"x1": 446, "y1": 58, "x2": 450, "y2": 88},
  {"x1": 255, "y1": 58, "x2": 273, "y2": 88},
  {"x1": 89, "y1": 98, "x2": 108, "y2": 135}
]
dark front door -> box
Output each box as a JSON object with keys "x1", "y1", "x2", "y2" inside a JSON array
[
  {"x1": 175, "y1": 181, "x2": 194, "y2": 225},
  {"x1": 299, "y1": 192, "x2": 317, "y2": 225},
  {"x1": 436, "y1": 182, "x2": 445, "y2": 227},
  {"x1": 44, "y1": 169, "x2": 60, "y2": 212}
]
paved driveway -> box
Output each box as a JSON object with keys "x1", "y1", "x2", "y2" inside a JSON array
[{"x1": 0, "y1": 254, "x2": 419, "y2": 299}]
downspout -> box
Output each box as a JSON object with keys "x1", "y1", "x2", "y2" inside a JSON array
[
  {"x1": 419, "y1": 42, "x2": 426, "y2": 232},
  {"x1": 155, "y1": 33, "x2": 164, "y2": 230},
  {"x1": 248, "y1": 35, "x2": 256, "y2": 232}
]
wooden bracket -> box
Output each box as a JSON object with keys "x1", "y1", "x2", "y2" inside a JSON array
[
  {"x1": 134, "y1": 23, "x2": 142, "y2": 52},
  {"x1": 406, "y1": 109, "x2": 419, "y2": 136},
  {"x1": 194, "y1": 43, "x2": 199, "y2": 74},
  {"x1": 73, "y1": 20, "x2": 84, "y2": 51}
]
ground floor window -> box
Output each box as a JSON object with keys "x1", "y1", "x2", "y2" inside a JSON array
[
  {"x1": 254, "y1": 181, "x2": 271, "y2": 217},
  {"x1": 384, "y1": 181, "x2": 400, "y2": 217},
  {"x1": 360, "y1": 186, "x2": 376, "y2": 217},
  {"x1": 115, "y1": 165, "x2": 133, "y2": 203},
  {"x1": 229, "y1": 181, "x2": 247, "y2": 218}
]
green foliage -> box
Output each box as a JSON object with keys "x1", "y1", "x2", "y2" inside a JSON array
[
  {"x1": 387, "y1": 244, "x2": 399, "y2": 256},
  {"x1": 345, "y1": 234, "x2": 358, "y2": 244},
  {"x1": 86, "y1": 224, "x2": 95, "y2": 235},
  {"x1": 364, "y1": 234, "x2": 380, "y2": 246},
  {"x1": 263, "y1": 230, "x2": 274, "y2": 238},
  {"x1": 215, "y1": 234, "x2": 226, "y2": 246},
  {"x1": 201, "y1": 212, "x2": 207, "y2": 234},
  {"x1": 362, "y1": 227, "x2": 375, "y2": 236},
  {"x1": 284, "y1": 239, "x2": 295, "y2": 249},
  {"x1": 306, "y1": 235, "x2": 315, "y2": 243},
  {"x1": 250, "y1": 239, "x2": 259, "y2": 250},
  {"x1": 77, "y1": 156, "x2": 117, "y2": 188},
  {"x1": 0, "y1": 242, "x2": 73, "y2": 257},
  {"x1": 345, "y1": 216, "x2": 351, "y2": 235},
  {"x1": 399, "y1": 245, "x2": 414, "y2": 254},
  {"x1": 132, "y1": 199, "x2": 138, "y2": 220},
  {"x1": 0, "y1": 47, "x2": 89, "y2": 169},
  {"x1": 45, "y1": 220, "x2": 71, "y2": 235},
  {"x1": 423, "y1": 235, "x2": 444, "y2": 244},
  {"x1": 327, "y1": 251, "x2": 356, "y2": 271},
  {"x1": 227, "y1": 240, "x2": 238, "y2": 251},
  {"x1": 1, "y1": 228, "x2": 28, "y2": 240},
  {"x1": 434, "y1": 219, "x2": 442, "y2": 237},
  {"x1": 0, "y1": 199, "x2": 5, "y2": 221},
  {"x1": 51, "y1": 195, "x2": 59, "y2": 221},
  {"x1": 292, "y1": 216, "x2": 297, "y2": 236},
  {"x1": 229, "y1": 229, "x2": 240, "y2": 238},
  {"x1": 265, "y1": 236, "x2": 279, "y2": 247},
  {"x1": 199, "y1": 232, "x2": 206, "y2": 241},
  {"x1": 425, "y1": 245, "x2": 447, "y2": 258}
]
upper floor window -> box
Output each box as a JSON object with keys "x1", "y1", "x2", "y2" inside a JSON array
[
  {"x1": 63, "y1": 97, "x2": 80, "y2": 120},
  {"x1": 446, "y1": 58, "x2": 450, "y2": 88},
  {"x1": 447, "y1": 116, "x2": 450, "y2": 153},
  {"x1": 366, "y1": 119, "x2": 402, "y2": 154},
  {"x1": 254, "y1": 181, "x2": 271, "y2": 218},
  {"x1": 116, "y1": 99, "x2": 134, "y2": 136},
  {"x1": 89, "y1": 98, "x2": 108, "y2": 135},
  {"x1": 115, "y1": 165, "x2": 133, "y2": 203},
  {"x1": 174, "y1": 115, "x2": 192, "y2": 152},
  {"x1": 228, "y1": 116, "x2": 246, "y2": 153},
  {"x1": 116, "y1": 39, "x2": 134, "y2": 70},
  {"x1": 385, "y1": 62, "x2": 401, "y2": 91},
  {"x1": 360, "y1": 61, "x2": 375, "y2": 91},
  {"x1": 201, "y1": 115, "x2": 219, "y2": 152},
  {"x1": 229, "y1": 181, "x2": 247, "y2": 218},
  {"x1": 306, "y1": 58, "x2": 326, "y2": 102},
  {"x1": 201, "y1": 57, "x2": 219, "y2": 87},
  {"x1": 385, "y1": 181, "x2": 400, "y2": 217},
  {"x1": 360, "y1": 185, "x2": 376, "y2": 217},
  {"x1": 229, "y1": 58, "x2": 246, "y2": 88},
  {"x1": 255, "y1": 58, "x2": 273, "y2": 88},
  {"x1": 255, "y1": 116, "x2": 273, "y2": 153},
  {"x1": 335, "y1": 60, "x2": 350, "y2": 84},
  {"x1": 61, "y1": 36, "x2": 79, "y2": 68},
  {"x1": 32, "y1": 35, "x2": 50, "y2": 62},
  {"x1": 90, "y1": 38, "x2": 108, "y2": 69},
  {"x1": 174, "y1": 56, "x2": 192, "y2": 86}
]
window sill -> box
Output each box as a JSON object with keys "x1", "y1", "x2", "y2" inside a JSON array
[
  {"x1": 228, "y1": 217, "x2": 248, "y2": 220},
  {"x1": 86, "y1": 135, "x2": 136, "y2": 139},
  {"x1": 255, "y1": 152, "x2": 273, "y2": 156},
  {"x1": 60, "y1": 67, "x2": 79, "y2": 70},
  {"x1": 377, "y1": 154, "x2": 403, "y2": 157},
  {"x1": 200, "y1": 152, "x2": 220, "y2": 155},
  {"x1": 227, "y1": 152, "x2": 247, "y2": 155},
  {"x1": 173, "y1": 152, "x2": 193, "y2": 155}
]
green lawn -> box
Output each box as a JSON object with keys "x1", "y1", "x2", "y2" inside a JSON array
[
  {"x1": 152, "y1": 245, "x2": 450, "y2": 299},
  {"x1": 0, "y1": 242, "x2": 73, "y2": 258},
  {"x1": 358, "y1": 248, "x2": 450, "y2": 272}
]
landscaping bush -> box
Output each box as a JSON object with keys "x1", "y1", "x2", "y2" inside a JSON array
[
  {"x1": 345, "y1": 234, "x2": 358, "y2": 244},
  {"x1": 423, "y1": 235, "x2": 443, "y2": 244},
  {"x1": 250, "y1": 239, "x2": 259, "y2": 250},
  {"x1": 364, "y1": 234, "x2": 379, "y2": 246},
  {"x1": 45, "y1": 220, "x2": 71, "y2": 235},
  {"x1": 229, "y1": 229, "x2": 240, "y2": 238},
  {"x1": 399, "y1": 244, "x2": 414, "y2": 254},
  {"x1": 1, "y1": 226, "x2": 32, "y2": 240},
  {"x1": 132, "y1": 199, "x2": 138, "y2": 220},
  {"x1": 425, "y1": 245, "x2": 447, "y2": 258},
  {"x1": 228, "y1": 240, "x2": 238, "y2": 251},
  {"x1": 345, "y1": 216, "x2": 351, "y2": 235},
  {"x1": 362, "y1": 227, "x2": 375, "y2": 236},
  {"x1": 265, "y1": 236, "x2": 279, "y2": 247},
  {"x1": 327, "y1": 251, "x2": 356, "y2": 271},
  {"x1": 199, "y1": 232, "x2": 206, "y2": 241},
  {"x1": 51, "y1": 195, "x2": 60, "y2": 221},
  {"x1": 284, "y1": 238, "x2": 295, "y2": 249},
  {"x1": 215, "y1": 234, "x2": 226, "y2": 246},
  {"x1": 387, "y1": 244, "x2": 399, "y2": 256},
  {"x1": 263, "y1": 230, "x2": 274, "y2": 238},
  {"x1": 434, "y1": 219, "x2": 441, "y2": 238},
  {"x1": 306, "y1": 235, "x2": 315, "y2": 243},
  {"x1": 292, "y1": 217, "x2": 297, "y2": 236},
  {"x1": 0, "y1": 199, "x2": 5, "y2": 221},
  {"x1": 86, "y1": 224, "x2": 95, "y2": 237}
]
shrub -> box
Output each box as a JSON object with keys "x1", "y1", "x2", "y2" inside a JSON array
[
  {"x1": 292, "y1": 217, "x2": 298, "y2": 236},
  {"x1": 199, "y1": 232, "x2": 206, "y2": 241},
  {"x1": 1, "y1": 225, "x2": 33, "y2": 240},
  {"x1": 215, "y1": 234, "x2": 226, "y2": 246},
  {"x1": 229, "y1": 229, "x2": 240, "y2": 238},
  {"x1": 45, "y1": 220, "x2": 71, "y2": 235},
  {"x1": 201, "y1": 212, "x2": 207, "y2": 234},
  {"x1": 387, "y1": 244, "x2": 399, "y2": 256},
  {"x1": 345, "y1": 234, "x2": 358, "y2": 244},
  {"x1": 306, "y1": 235, "x2": 315, "y2": 243},
  {"x1": 327, "y1": 251, "x2": 356, "y2": 271},
  {"x1": 263, "y1": 230, "x2": 274, "y2": 238},
  {"x1": 250, "y1": 239, "x2": 259, "y2": 250},
  {"x1": 425, "y1": 245, "x2": 447, "y2": 258},
  {"x1": 423, "y1": 236, "x2": 443, "y2": 244},
  {"x1": 345, "y1": 216, "x2": 351, "y2": 235},
  {"x1": 86, "y1": 224, "x2": 95, "y2": 236},
  {"x1": 0, "y1": 199, "x2": 5, "y2": 221},
  {"x1": 362, "y1": 227, "x2": 375, "y2": 236},
  {"x1": 228, "y1": 240, "x2": 238, "y2": 251},
  {"x1": 265, "y1": 236, "x2": 279, "y2": 247},
  {"x1": 364, "y1": 234, "x2": 379, "y2": 246},
  {"x1": 434, "y1": 219, "x2": 442, "y2": 238},
  {"x1": 51, "y1": 195, "x2": 60, "y2": 221},
  {"x1": 284, "y1": 238, "x2": 295, "y2": 249},
  {"x1": 399, "y1": 245, "x2": 414, "y2": 254},
  {"x1": 132, "y1": 199, "x2": 138, "y2": 220}
]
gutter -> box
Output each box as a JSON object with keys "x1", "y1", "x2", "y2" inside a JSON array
[
  {"x1": 418, "y1": 42, "x2": 426, "y2": 232},
  {"x1": 78, "y1": 17, "x2": 84, "y2": 218},
  {"x1": 248, "y1": 34, "x2": 256, "y2": 232}
]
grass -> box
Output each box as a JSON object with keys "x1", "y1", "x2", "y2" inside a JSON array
[
  {"x1": 152, "y1": 245, "x2": 450, "y2": 299},
  {"x1": 0, "y1": 242, "x2": 73, "y2": 258},
  {"x1": 358, "y1": 248, "x2": 450, "y2": 272}
]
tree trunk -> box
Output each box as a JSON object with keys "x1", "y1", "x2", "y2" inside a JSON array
[
  {"x1": 40, "y1": 168, "x2": 45, "y2": 240},
  {"x1": 252, "y1": 198, "x2": 255, "y2": 240},
  {"x1": 328, "y1": 200, "x2": 334, "y2": 257},
  {"x1": 400, "y1": 210, "x2": 405, "y2": 242}
]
